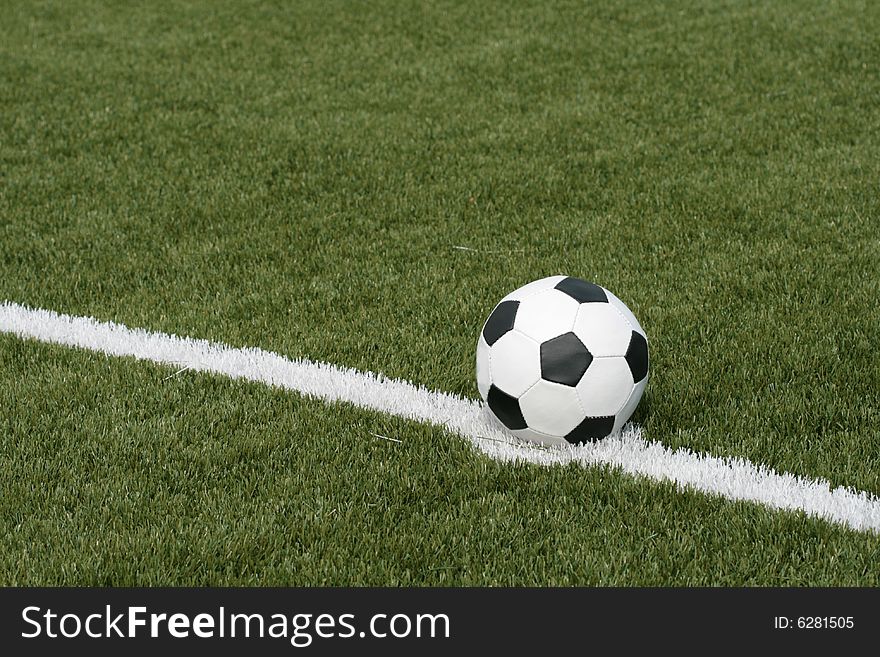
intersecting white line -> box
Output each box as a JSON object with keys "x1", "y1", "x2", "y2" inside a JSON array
[{"x1": 2, "y1": 300, "x2": 879, "y2": 534}]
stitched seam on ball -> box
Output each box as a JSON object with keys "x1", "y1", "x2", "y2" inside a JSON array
[
  {"x1": 616, "y1": 379, "x2": 640, "y2": 418},
  {"x1": 511, "y1": 328, "x2": 540, "y2": 347},
  {"x1": 504, "y1": 276, "x2": 566, "y2": 304},
  {"x1": 518, "y1": 286, "x2": 554, "y2": 303},
  {"x1": 604, "y1": 289, "x2": 646, "y2": 339},
  {"x1": 605, "y1": 299, "x2": 635, "y2": 334},
  {"x1": 576, "y1": 302, "x2": 636, "y2": 358},
  {"x1": 520, "y1": 377, "x2": 542, "y2": 398},
  {"x1": 571, "y1": 378, "x2": 587, "y2": 419}
]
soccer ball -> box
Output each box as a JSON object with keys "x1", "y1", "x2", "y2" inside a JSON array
[{"x1": 476, "y1": 276, "x2": 648, "y2": 446}]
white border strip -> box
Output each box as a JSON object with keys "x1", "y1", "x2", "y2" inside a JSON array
[{"x1": 2, "y1": 300, "x2": 879, "y2": 534}]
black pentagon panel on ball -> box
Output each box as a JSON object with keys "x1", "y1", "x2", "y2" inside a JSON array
[
  {"x1": 565, "y1": 416, "x2": 616, "y2": 444},
  {"x1": 482, "y1": 300, "x2": 519, "y2": 346},
  {"x1": 625, "y1": 331, "x2": 649, "y2": 383},
  {"x1": 554, "y1": 277, "x2": 608, "y2": 304},
  {"x1": 487, "y1": 385, "x2": 527, "y2": 430},
  {"x1": 540, "y1": 332, "x2": 593, "y2": 386}
]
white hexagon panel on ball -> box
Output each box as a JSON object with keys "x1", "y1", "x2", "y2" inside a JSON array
[
  {"x1": 488, "y1": 331, "x2": 541, "y2": 398},
  {"x1": 513, "y1": 290, "x2": 579, "y2": 343},
  {"x1": 572, "y1": 303, "x2": 634, "y2": 357},
  {"x1": 575, "y1": 357, "x2": 634, "y2": 418},
  {"x1": 518, "y1": 379, "x2": 584, "y2": 438}
]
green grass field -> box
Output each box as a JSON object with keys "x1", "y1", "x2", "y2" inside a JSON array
[{"x1": 1, "y1": 0, "x2": 879, "y2": 585}]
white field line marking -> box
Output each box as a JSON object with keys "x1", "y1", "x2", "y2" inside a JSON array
[{"x1": 2, "y1": 300, "x2": 879, "y2": 534}]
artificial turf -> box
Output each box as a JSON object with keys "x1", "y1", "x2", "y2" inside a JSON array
[
  {"x1": 2, "y1": 336, "x2": 879, "y2": 586},
  {"x1": 1, "y1": 0, "x2": 878, "y2": 584}
]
